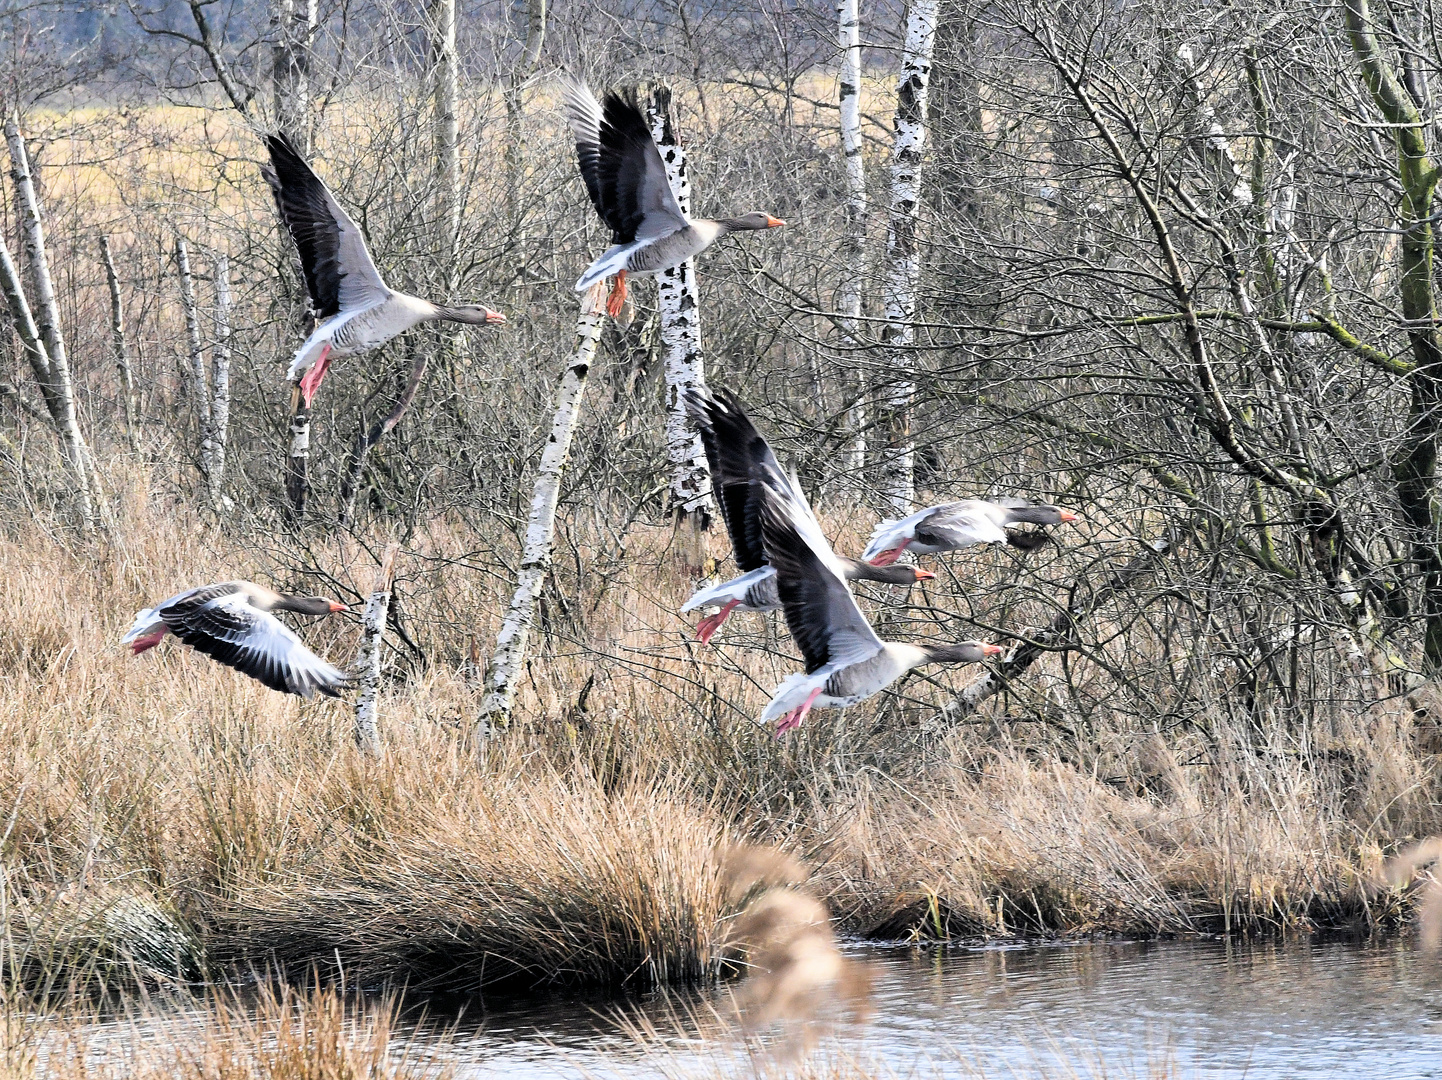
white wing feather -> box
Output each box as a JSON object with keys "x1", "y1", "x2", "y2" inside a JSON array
[{"x1": 681, "y1": 567, "x2": 775, "y2": 612}]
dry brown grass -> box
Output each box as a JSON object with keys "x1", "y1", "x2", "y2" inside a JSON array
[
  {"x1": 1, "y1": 469, "x2": 1439, "y2": 1004},
  {"x1": 2, "y1": 982, "x2": 451, "y2": 1080}
]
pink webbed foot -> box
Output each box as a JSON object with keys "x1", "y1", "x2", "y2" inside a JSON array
[
  {"x1": 298, "y1": 343, "x2": 334, "y2": 408},
  {"x1": 695, "y1": 599, "x2": 741, "y2": 645},
  {"x1": 605, "y1": 272, "x2": 628, "y2": 319},
  {"x1": 129, "y1": 628, "x2": 168, "y2": 655},
  {"x1": 774, "y1": 687, "x2": 822, "y2": 737},
  {"x1": 868, "y1": 542, "x2": 909, "y2": 568}
]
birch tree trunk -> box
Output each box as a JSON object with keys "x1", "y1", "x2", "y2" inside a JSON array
[
  {"x1": 100, "y1": 235, "x2": 139, "y2": 453},
  {"x1": 7, "y1": 120, "x2": 68, "y2": 392},
  {"x1": 478, "y1": 299, "x2": 606, "y2": 735},
  {"x1": 175, "y1": 238, "x2": 213, "y2": 489},
  {"x1": 209, "y1": 253, "x2": 232, "y2": 510},
  {"x1": 271, "y1": 0, "x2": 316, "y2": 522},
  {"x1": 5, "y1": 119, "x2": 96, "y2": 529},
  {"x1": 430, "y1": 0, "x2": 460, "y2": 262},
  {"x1": 875, "y1": 0, "x2": 939, "y2": 516},
  {"x1": 647, "y1": 85, "x2": 714, "y2": 527},
  {"x1": 285, "y1": 396, "x2": 311, "y2": 526},
  {"x1": 354, "y1": 542, "x2": 398, "y2": 756},
  {"x1": 271, "y1": 0, "x2": 316, "y2": 151},
  {"x1": 503, "y1": 0, "x2": 548, "y2": 232},
  {"x1": 836, "y1": 0, "x2": 868, "y2": 490},
  {"x1": 0, "y1": 236, "x2": 93, "y2": 528}
]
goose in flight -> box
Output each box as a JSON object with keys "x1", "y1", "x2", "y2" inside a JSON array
[
  {"x1": 263, "y1": 135, "x2": 505, "y2": 407},
  {"x1": 123, "y1": 581, "x2": 350, "y2": 698},
  {"x1": 757, "y1": 475, "x2": 1001, "y2": 734},
  {"x1": 563, "y1": 81, "x2": 785, "y2": 318},
  {"x1": 863, "y1": 499, "x2": 1079, "y2": 567},
  {"x1": 683, "y1": 388, "x2": 932, "y2": 643}
]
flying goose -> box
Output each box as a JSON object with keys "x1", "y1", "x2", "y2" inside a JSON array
[
  {"x1": 863, "y1": 499, "x2": 1079, "y2": 567},
  {"x1": 563, "y1": 81, "x2": 785, "y2": 318},
  {"x1": 757, "y1": 475, "x2": 1001, "y2": 734},
  {"x1": 263, "y1": 135, "x2": 505, "y2": 406},
  {"x1": 123, "y1": 581, "x2": 350, "y2": 698},
  {"x1": 683, "y1": 388, "x2": 932, "y2": 643}
]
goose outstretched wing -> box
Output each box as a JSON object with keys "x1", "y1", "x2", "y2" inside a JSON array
[
  {"x1": 263, "y1": 134, "x2": 390, "y2": 319},
  {"x1": 563, "y1": 81, "x2": 688, "y2": 246},
  {"x1": 757, "y1": 475, "x2": 882, "y2": 675},
  {"x1": 158, "y1": 586, "x2": 348, "y2": 698}
]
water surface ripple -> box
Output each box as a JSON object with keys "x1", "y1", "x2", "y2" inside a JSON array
[{"x1": 418, "y1": 938, "x2": 1442, "y2": 1078}]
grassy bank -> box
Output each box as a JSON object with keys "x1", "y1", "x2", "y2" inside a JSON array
[{"x1": 1, "y1": 480, "x2": 1436, "y2": 1002}]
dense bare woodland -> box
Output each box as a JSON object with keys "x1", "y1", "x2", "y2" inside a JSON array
[{"x1": 6, "y1": 0, "x2": 1442, "y2": 1035}]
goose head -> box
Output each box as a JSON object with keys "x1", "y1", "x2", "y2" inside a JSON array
[
  {"x1": 720, "y1": 212, "x2": 787, "y2": 231},
  {"x1": 276, "y1": 595, "x2": 349, "y2": 615},
  {"x1": 439, "y1": 304, "x2": 507, "y2": 326},
  {"x1": 921, "y1": 641, "x2": 1004, "y2": 665},
  {"x1": 1006, "y1": 501, "x2": 1079, "y2": 526}
]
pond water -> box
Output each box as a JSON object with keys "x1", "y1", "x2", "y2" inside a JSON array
[{"x1": 410, "y1": 937, "x2": 1442, "y2": 1079}]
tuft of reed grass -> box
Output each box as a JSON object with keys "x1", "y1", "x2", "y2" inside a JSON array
[
  {"x1": 5, "y1": 982, "x2": 451, "y2": 1080},
  {"x1": 213, "y1": 771, "x2": 732, "y2": 991}
]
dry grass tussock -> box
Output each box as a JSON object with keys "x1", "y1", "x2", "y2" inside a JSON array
[
  {"x1": 2, "y1": 480, "x2": 1441, "y2": 1001},
  {"x1": 1, "y1": 982, "x2": 452, "y2": 1080}
]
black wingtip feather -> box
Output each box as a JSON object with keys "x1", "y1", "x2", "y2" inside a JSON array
[
  {"x1": 685, "y1": 387, "x2": 782, "y2": 573},
  {"x1": 1005, "y1": 528, "x2": 1052, "y2": 551},
  {"x1": 260, "y1": 132, "x2": 344, "y2": 320},
  {"x1": 754, "y1": 475, "x2": 837, "y2": 674},
  {"x1": 570, "y1": 84, "x2": 663, "y2": 245}
]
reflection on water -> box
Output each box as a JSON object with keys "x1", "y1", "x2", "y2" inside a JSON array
[{"x1": 407, "y1": 938, "x2": 1442, "y2": 1079}]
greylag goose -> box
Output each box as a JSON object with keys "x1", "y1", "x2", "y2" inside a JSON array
[
  {"x1": 563, "y1": 81, "x2": 785, "y2": 317},
  {"x1": 263, "y1": 135, "x2": 505, "y2": 406},
  {"x1": 863, "y1": 499, "x2": 1079, "y2": 566},
  {"x1": 122, "y1": 581, "x2": 350, "y2": 698},
  {"x1": 683, "y1": 388, "x2": 932, "y2": 643},
  {"x1": 757, "y1": 475, "x2": 1001, "y2": 734}
]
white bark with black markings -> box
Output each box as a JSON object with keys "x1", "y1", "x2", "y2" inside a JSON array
[
  {"x1": 270, "y1": 0, "x2": 315, "y2": 522},
  {"x1": 354, "y1": 543, "x2": 398, "y2": 755},
  {"x1": 431, "y1": 0, "x2": 460, "y2": 258},
  {"x1": 876, "y1": 0, "x2": 939, "y2": 516},
  {"x1": 210, "y1": 253, "x2": 232, "y2": 509},
  {"x1": 271, "y1": 0, "x2": 316, "y2": 150},
  {"x1": 502, "y1": 0, "x2": 547, "y2": 232},
  {"x1": 837, "y1": 0, "x2": 868, "y2": 486},
  {"x1": 479, "y1": 300, "x2": 606, "y2": 734},
  {"x1": 175, "y1": 238, "x2": 213, "y2": 490},
  {"x1": 5, "y1": 120, "x2": 96, "y2": 529},
  {"x1": 647, "y1": 85, "x2": 715, "y2": 525},
  {"x1": 286, "y1": 396, "x2": 311, "y2": 524}
]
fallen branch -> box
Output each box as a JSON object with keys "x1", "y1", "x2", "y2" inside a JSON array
[
  {"x1": 338, "y1": 347, "x2": 429, "y2": 527},
  {"x1": 939, "y1": 535, "x2": 1173, "y2": 724}
]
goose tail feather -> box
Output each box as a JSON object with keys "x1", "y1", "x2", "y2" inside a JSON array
[
  {"x1": 759, "y1": 671, "x2": 827, "y2": 725},
  {"x1": 121, "y1": 607, "x2": 160, "y2": 644}
]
